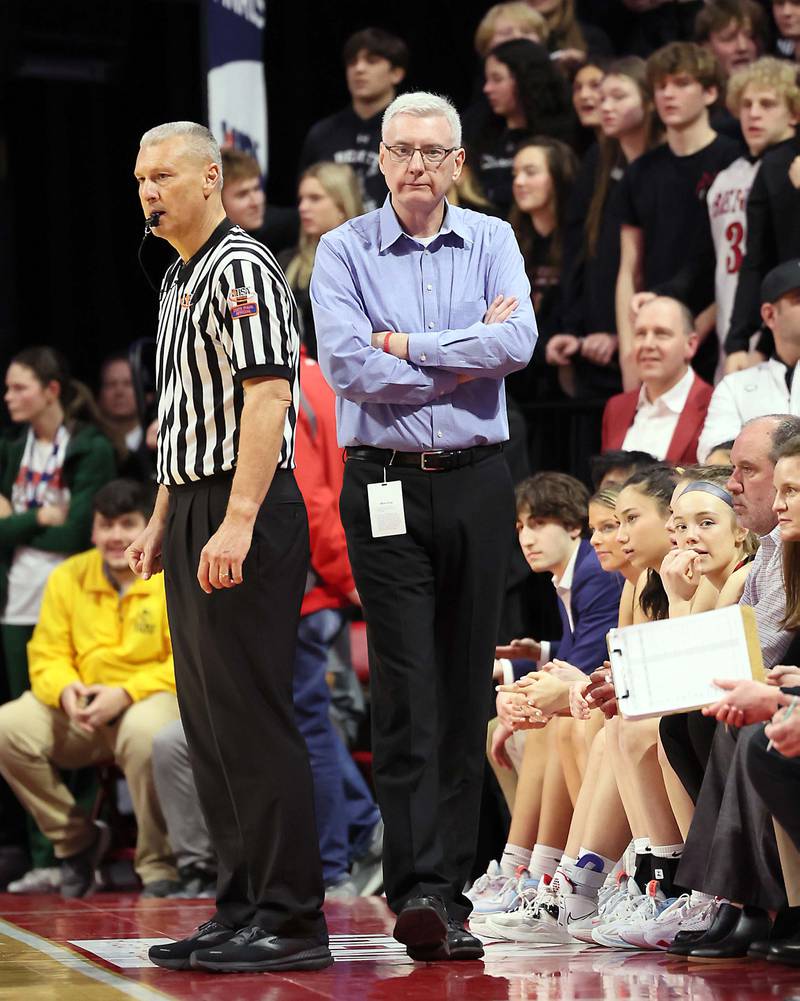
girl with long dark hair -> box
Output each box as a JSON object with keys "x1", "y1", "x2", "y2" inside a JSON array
[
  {"x1": 550, "y1": 57, "x2": 661, "y2": 400},
  {"x1": 507, "y1": 135, "x2": 579, "y2": 409},
  {"x1": 465, "y1": 38, "x2": 575, "y2": 213}
]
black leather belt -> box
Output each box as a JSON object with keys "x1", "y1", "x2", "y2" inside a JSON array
[{"x1": 345, "y1": 443, "x2": 503, "y2": 472}]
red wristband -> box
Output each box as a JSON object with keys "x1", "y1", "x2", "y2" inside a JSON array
[{"x1": 383, "y1": 332, "x2": 392, "y2": 353}]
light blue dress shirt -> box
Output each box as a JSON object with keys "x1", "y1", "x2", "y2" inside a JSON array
[{"x1": 310, "y1": 197, "x2": 537, "y2": 450}]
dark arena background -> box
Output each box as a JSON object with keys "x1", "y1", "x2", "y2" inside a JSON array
[{"x1": 2, "y1": 1, "x2": 800, "y2": 999}]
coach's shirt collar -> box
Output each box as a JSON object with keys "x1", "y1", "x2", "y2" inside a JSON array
[
  {"x1": 177, "y1": 217, "x2": 236, "y2": 282},
  {"x1": 378, "y1": 196, "x2": 472, "y2": 253}
]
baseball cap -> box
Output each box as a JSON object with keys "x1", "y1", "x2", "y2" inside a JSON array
[{"x1": 761, "y1": 259, "x2": 800, "y2": 305}]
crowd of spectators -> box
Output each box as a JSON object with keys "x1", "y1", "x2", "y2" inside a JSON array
[{"x1": 5, "y1": 1, "x2": 800, "y2": 966}]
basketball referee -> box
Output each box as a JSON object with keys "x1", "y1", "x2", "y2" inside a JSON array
[{"x1": 126, "y1": 122, "x2": 331, "y2": 974}]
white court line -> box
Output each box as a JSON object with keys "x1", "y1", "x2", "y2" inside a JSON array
[{"x1": 0, "y1": 919, "x2": 168, "y2": 1001}]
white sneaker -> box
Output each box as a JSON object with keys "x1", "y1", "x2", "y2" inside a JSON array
[
  {"x1": 7, "y1": 867, "x2": 61, "y2": 894},
  {"x1": 568, "y1": 872, "x2": 627, "y2": 944},
  {"x1": 644, "y1": 894, "x2": 719, "y2": 950},
  {"x1": 466, "y1": 859, "x2": 506, "y2": 903},
  {"x1": 562, "y1": 891, "x2": 599, "y2": 941},
  {"x1": 468, "y1": 865, "x2": 527, "y2": 929},
  {"x1": 591, "y1": 877, "x2": 645, "y2": 948},
  {"x1": 483, "y1": 873, "x2": 549, "y2": 940},
  {"x1": 509, "y1": 889, "x2": 597, "y2": 945},
  {"x1": 635, "y1": 893, "x2": 689, "y2": 950},
  {"x1": 617, "y1": 881, "x2": 670, "y2": 949}
]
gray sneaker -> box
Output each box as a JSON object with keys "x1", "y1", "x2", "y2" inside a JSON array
[
  {"x1": 61, "y1": 821, "x2": 111, "y2": 899},
  {"x1": 325, "y1": 875, "x2": 359, "y2": 900},
  {"x1": 141, "y1": 878, "x2": 182, "y2": 898},
  {"x1": 350, "y1": 818, "x2": 384, "y2": 896}
]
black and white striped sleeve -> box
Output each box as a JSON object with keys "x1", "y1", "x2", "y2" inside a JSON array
[{"x1": 213, "y1": 250, "x2": 297, "y2": 383}]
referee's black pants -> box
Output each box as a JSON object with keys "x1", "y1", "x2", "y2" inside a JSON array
[
  {"x1": 340, "y1": 452, "x2": 515, "y2": 922},
  {"x1": 163, "y1": 471, "x2": 326, "y2": 938}
]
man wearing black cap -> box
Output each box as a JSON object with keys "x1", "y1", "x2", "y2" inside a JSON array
[{"x1": 699, "y1": 259, "x2": 800, "y2": 459}]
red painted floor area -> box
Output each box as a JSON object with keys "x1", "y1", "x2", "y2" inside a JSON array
[{"x1": 2, "y1": 892, "x2": 800, "y2": 1000}]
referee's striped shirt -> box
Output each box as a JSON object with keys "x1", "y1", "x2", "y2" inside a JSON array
[{"x1": 155, "y1": 219, "x2": 300, "y2": 486}]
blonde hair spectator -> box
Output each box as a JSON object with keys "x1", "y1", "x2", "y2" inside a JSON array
[
  {"x1": 285, "y1": 162, "x2": 363, "y2": 293},
  {"x1": 726, "y1": 55, "x2": 800, "y2": 117},
  {"x1": 474, "y1": 2, "x2": 549, "y2": 58}
]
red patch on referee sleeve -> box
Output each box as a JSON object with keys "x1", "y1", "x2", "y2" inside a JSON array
[{"x1": 231, "y1": 302, "x2": 258, "y2": 319}]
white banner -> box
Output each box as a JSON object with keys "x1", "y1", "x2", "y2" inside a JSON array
[{"x1": 206, "y1": 0, "x2": 268, "y2": 175}]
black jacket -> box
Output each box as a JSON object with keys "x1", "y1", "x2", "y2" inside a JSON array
[{"x1": 726, "y1": 137, "x2": 800, "y2": 354}]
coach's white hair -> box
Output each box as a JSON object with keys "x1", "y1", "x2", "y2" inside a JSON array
[
  {"x1": 382, "y1": 92, "x2": 462, "y2": 148},
  {"x1": 139, "y1": 122, "x2": 223, "y2": 187}
]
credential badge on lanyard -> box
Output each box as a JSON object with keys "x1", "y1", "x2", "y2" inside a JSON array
[
  {"x1": 14, "y1": 425, "x2": 69, "y2": 511},
  {"x1": 367, "y1": 452, "x2": 407, "y2": 538}
]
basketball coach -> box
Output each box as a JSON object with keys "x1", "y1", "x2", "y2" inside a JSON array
[{"x1": 311, "y1": 92, "x2": 537, "y2": 961}]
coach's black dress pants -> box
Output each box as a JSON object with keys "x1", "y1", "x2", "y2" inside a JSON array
[
  {"x1": 747, "y1": 721, "x2": 800, "y2": 850},
  {"x1": 677, "y1": 722, "x2": 786, "y2": 911},
  {"x1": 163, "y1": 471, "x2": 326, "y2": 938},
  {"x1": 340, "y1": 451, "x2": 515, "y2": 922}
]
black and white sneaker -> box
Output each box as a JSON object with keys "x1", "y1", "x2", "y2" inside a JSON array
[
  {"x1": 190, "y1": 925, "x2": 333, "y2": 972},
  {"x1": 148, "y1": 920, "x2": 236, "y2": 970}
]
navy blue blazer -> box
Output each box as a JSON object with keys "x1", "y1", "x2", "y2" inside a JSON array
[{"x1": 513, "y1": 539, "x2": 623, "y2": 678}]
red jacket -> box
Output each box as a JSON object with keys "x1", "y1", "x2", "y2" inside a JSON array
[
  {"x1": 601, "y1": 372, "x2": 713, "y2": 465},
  {"x1": 294, "y1": 351, "x2": 356, "y2": 616}
]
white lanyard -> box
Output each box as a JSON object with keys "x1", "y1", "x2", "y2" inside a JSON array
[{"x1": 13, "y1": 426, "x2": 70, "y2": 512}]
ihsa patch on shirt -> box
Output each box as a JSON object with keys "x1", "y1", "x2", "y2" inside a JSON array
[{"x1": 227, "y1": 286, "x2": 258, "y2": 319}]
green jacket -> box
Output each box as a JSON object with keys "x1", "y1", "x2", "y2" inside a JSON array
[{"x1": 0, "y1": 423, "x2": 117, "y2": 610}]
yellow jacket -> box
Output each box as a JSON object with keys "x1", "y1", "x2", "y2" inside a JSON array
[{"x1": 28, "y1": 548, "x2": 174, "y2": 708}]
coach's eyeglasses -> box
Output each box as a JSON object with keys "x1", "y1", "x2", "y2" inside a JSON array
[{"x1": 382, "y1": 143, "x2": 459, "y2": 166}]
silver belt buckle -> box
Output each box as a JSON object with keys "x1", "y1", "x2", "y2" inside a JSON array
[{"x1": 420, "y1": 450, "x2": 444, "y2": 471}]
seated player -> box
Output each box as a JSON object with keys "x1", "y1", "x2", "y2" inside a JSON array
[{"x1": 0, "y1": 480, "x2": 179, "y2": 898}]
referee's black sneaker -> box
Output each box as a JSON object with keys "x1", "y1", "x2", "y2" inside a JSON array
[
  {"x1": 148, "y1": 920, "x2": 236, "y2": 970},
  {"x1": 190, "y1": 926, "x2": 334, "y2": 972}
]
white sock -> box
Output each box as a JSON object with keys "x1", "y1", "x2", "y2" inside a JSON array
[
  {"x1": 634, "y1": 837, "x2": 651, "y2": 856},
  {"x1": 527, "y1": 843, "x2": 563, "y2": 882},
  {"x1": 499, "y1": 842, "x2": 532, "y2": 878},
  {"x1": 650, "y1": 842, "x2": 684, "y2": 859}
]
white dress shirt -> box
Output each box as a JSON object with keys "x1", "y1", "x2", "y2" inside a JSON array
[
  {"x1": 697, "y1": 358, "x2": 800, "y2": 463},
  {"x1": 622, "y1": 367, "x2": 695, "y2": 459},
  {"x1": 539, "y1": 540, "x2": 581, "y2": 665},
  {"x1": 498, "y1": 541, "x2": 581, "y2": 681}
]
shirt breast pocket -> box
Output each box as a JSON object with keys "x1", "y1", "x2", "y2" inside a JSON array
[{"x1": 450, "y1": 298, "x2": 487, "y2": 329}]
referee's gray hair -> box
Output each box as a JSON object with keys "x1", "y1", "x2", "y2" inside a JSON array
[
  {"x1": 139, "y1": 122, "x2": 223, "y2": 187},
  {"x1": 382, "y1": 92, "x2": 462, "y2": 148}
]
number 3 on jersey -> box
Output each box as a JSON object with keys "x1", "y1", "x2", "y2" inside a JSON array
[{"x1": 725, "y1": 221, "x2": 744, "y2": 275}]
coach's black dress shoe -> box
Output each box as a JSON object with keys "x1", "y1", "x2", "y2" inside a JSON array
[
  {"x1": 748, "y1": 908, "x2": 800, "y2": 958},
  {"x1": 687, "y1": 906, "x2": 771, "y2": 961},
  {"x1": 407, "y1": 919, "x2": 485, "y2": 962},
  {"x1": 668, "y1": 903, "x2": 741, "y2": 957},
  {"x1": 190, "y1": 925, "x2": 333, "y2": 972},
  {"x1": 768, "y1": 928, "x2": 800, "y2": 965},
  {"x1": 393, "y1": 896, "x2": 449, "y2": 951},
  {"x1": 148, "y1": 920, "x2": 236, "y2": 970}
]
